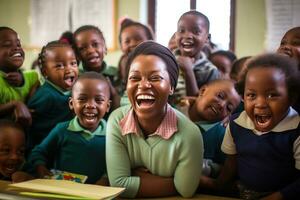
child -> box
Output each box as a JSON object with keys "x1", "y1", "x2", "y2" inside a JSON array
[
  {"x1": 118, "y1": 18, "x2": 154, "y2": 94},
  {"x1": 0, "y1": 119, "x2": 33, "y2": 182},
  {"x1": 28, "y1": 72, "x2": 111, "y2": 184},
  {"x1": 277, "y1": 27, "x2": 300, "y2": 69},
  {"x1": 277, "y1": 27, "x2": 300, "y2": 114},
  {"x1": 27, "y1": 41, "x2": 79, "y2": 151},
  {"x1": 0, "y1": 27, "x2": 39, "y2": 127},
  {"x1": 229, "y1": 56, "x2": 251, "y2": 83},
  {"x1": 202, "y1": 54, "x2": 300, "y2": 200},
  {"x1": 175, "y1": 11, "x2": 220, "y2": 97},
  {"x1": 188, "y1": 80, "x2": 240, "y2": 178},
  {"x1": 209, "y1": 50, "x2": 237, "y2": 79},
  {"x1": 106, "y1": 41, "x2": 203, "y2": 198},
  {"x1": 74, "y1": 25, "x2": 119, "y2": 111}
]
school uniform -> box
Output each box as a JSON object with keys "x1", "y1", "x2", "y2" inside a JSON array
[
  {"x1": 196, "y1": 121, "x2": 225, "y2": 178},
  {"x1": 222, "y1": 108, "x2": 300, "y2": 200},
  {"x1": 106, "y1": 105, "x2": 203, "y2": 198},
  {"x1": 0, "y1": 70, "x2": 38, "y2": 103},
  {"x1": 29, "y1": 117, "x2": 107, "y2": 184},
  {"x1": 27, "y1": 80, "x2": 73, "y2": 150}
]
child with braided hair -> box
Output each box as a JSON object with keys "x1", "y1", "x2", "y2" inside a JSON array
[{"x1": 27, "y1": 41, "x2": 78, "y2": 151}]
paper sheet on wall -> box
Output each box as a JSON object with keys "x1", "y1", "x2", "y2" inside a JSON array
[
  {"x1": 71, "y1": 0, "x2": 115, "y2": 49},
  {"x1": 30, "y1": 0, "x2": 115, "y2": 49},
  {"x1": 265, "y1": 0, "x2": 300, "y2": 51},
  {"x1": 30, "y1": 0, "x2": 71, "y2": 47}
]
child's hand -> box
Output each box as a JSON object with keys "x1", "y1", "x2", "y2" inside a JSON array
[
  {"x1": 36, "y1": 165, "x2": 52, "y2": 178},
  {"x1": 12, "y1": 101, "x2": 32, "y2": 127},
  {"x1": 11, "y1": 171, "x2": 34, "y2": 183},
  {"x1": 95, "y1": 176, "x2": 109, "y2": 186},
  {"x1": 176, "y1": 56, "x2": 195, "y2": 74},
  {"x1": 5, "y1": 71, "x2": 24, "y2": 87}
]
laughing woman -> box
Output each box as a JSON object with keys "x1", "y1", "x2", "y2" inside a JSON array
[{"x1": 106, "y1": 41, "x2": 203, "y2": 198}]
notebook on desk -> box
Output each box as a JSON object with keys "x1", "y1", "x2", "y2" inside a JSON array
[{"x1": 9, "y1": 179, "x2": 124, "y2": 200}]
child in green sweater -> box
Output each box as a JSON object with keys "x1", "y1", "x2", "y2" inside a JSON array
[
  {"x1": 29, "y1": 72, "x2": 111, "y2": 184},
  {"x1": 27, "y1": 41, "x2": 79, "y2": 151},
  {"x1": 0, "y1": 27, "x2": 39, "y2": 127}
]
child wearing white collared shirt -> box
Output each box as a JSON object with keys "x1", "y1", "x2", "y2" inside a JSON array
[{"x1": 200, "y1": 54, "x2": 300, "y2": 200}]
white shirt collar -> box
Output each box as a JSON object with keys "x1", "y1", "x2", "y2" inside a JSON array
[{"x1": 234, "y1": 107, "x2": 300, "y2": 135}]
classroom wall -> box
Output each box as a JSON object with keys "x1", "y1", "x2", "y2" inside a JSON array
[
  {"x1": 0, "y1": 0, "x2": 267, "y2": 68},
  {"x1": 235, "y1": 0, "x2": 267, "y2": 58}
]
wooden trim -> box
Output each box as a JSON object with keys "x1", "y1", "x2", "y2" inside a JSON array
[
  {"x1": 147, "y1": 0, "x2": 156, "y2": 33},
  {"x1": 229, "y1": 0, "x2": 236, "y2": 52},
  {"x1": 190, "y1": 0, "x2": 196, "y2": 9}
]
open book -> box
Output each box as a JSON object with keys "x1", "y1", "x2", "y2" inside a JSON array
[{"x1": 9, "y1": 179, "x2": 124, "y2": 200}]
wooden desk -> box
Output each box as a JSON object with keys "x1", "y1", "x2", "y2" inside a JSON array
[
  {"x1": 0, "y1": 180, "x2": 240, "y2": 200},
  {"x1": 120, "y1": 194, "x2": 240, "y2": 200}
]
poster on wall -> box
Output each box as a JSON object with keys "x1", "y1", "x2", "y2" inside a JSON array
[
  {"x1": 265, "y1": 0, "x2": 300, "y2": 51},
  {"x1": 30, "y1": 0, "x2": 115, "y2": 49},
  {"x1": 71, "y1": 0, "x2": 115, "y2": 50},
  {"x1": 30, "y1": 0, "x2": 71, "y2": 47}
]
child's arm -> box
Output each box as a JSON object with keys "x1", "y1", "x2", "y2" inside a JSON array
[
  {"x1": 176, "y1": 56, "x2": 199, "y2": 96},
  {"x1": 199, "y1": 154, "x2": 237, "y2": 192},
  {"x1": 35, "y1": 165, "x2": 52, "y2": 178},
  {"x1": 0, "y1": 101, "x2": 32, "y2": 127},
  {"x1": 133, "y1": 167, "x2": 177, "y2": 197},
  {"x1": 26, "y1": 80, "x2": 40, "y2": 102},
  {"x1": 11, "y1": 171, "x2": 35, "y2": 183},
  {"x1": 28, "y1": 124, "x2": 61, "y2": 177}
]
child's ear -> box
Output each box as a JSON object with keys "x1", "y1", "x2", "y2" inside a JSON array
[
  {"x1": 199, "y1": 85, "x2": 207, "y2": 96},
  {"x1": 106, "y1": 100, "x2": 111, "y2": 113},
  {"x1": 205, "y1": 33, "x2": 211, "y2": 44},
  {"x1": 104, "y1": 46, "x2": 107, "y2": 55},
  {"x1": 169, "y1": 87, "x2": 174, "y2": 95},
  {"x1": 41, "y1": 67, "x2": 48, "y2": 79},
  {"x1": 68, "y1": 97, "x2": 74, "y2": 110}
]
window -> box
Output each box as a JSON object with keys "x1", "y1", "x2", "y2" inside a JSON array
[
  {"x1": 155, "y1": 0, "x2": 190, "y2": 48},
  {"x1": 196, "y1": 0, "x2": 231, "y2": 50},
  {"x1": 153, "y1": 0, "x2": 234, "y2": 50}
]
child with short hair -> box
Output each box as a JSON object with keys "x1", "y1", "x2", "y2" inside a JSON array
[
  {"x1": 29, "y1": 72, "x2": 111, "y2": 184},
  {"x1": 209, "y1": 50, "x2": 237, "y2": 79},
  {"x1": 229, "y1": 56, "x2": 251, "y2": 83},
  {"x1": 117, "y1": 18, "x2": 154, "y2": 95},
  {"x1": 201, "y1": 54, "x2": 300, "y2": 200},
  {"x1": 74, "y1": 25, "x2": 119, "y2": 111},
  {"x1": 188, "y1": 79, "x2": 240, "y2": 178},
  {"x1": 0, "y1": 27, "x2": 39, "y2": 127},
  {"x1": 0, "y1": 119, "x2": 33, "y2": 182},
  {"x1": 277, "y1": 27, "x2": 300, "y2": 69},
  {"x1": 175, "y1": 11, "x2": 220, "y2": 98},
  {"x1": 27, "y1": 41, "x2": 79, "y2": 151},
  {"x1": 277, "y1": 27, "x2": 300, "y2": 114}
]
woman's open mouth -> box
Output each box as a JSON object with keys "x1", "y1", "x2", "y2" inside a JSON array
[{"x1": 136, "y1": 94, "x2": 155, "y2": 108}]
